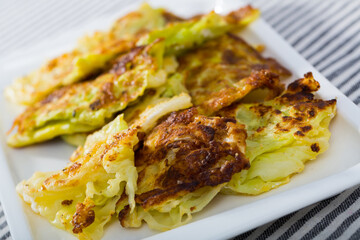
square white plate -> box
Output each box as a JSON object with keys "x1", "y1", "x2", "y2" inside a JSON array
[{"x1": 0, "y1": 0, "x2": 360, "y2": 239}]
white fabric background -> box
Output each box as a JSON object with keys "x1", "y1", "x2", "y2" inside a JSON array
[{"x1": 0, "y1": 0, "x2": 359, "y2": 239}]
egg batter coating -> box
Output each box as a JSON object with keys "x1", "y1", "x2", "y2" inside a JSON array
[{"x1": 118, "y1": 108, "x2": 249, "y2": 230}]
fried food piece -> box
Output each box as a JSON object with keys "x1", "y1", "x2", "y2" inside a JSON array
[
  {"x1": 17, "y1": 114, "x2": 138, "y2": 240},
  {"x1": 5, "y1": 4, "x2": 175, "y2": 105},
  {"x1": 139, "y1": 6, "x2": 260, "y2": 55},
  {"x1": 118, "y1": 108, "x2": 249, "y2": 231},
  {"x1": 7, "y1": 43, "x2": 175, "y2": 147},
  {"x1": 8, "y1": 6, "x2": 260, "y2": 147},
  {"x1": 16, "y1": 94, "x2": 192, "y2": 240},
  {"x1": 198, "y1": 69, "x2": 285, "y2": 114},
  {"x1": 177, "y1": 33, "x2": 291, "y2": 107},
  {"x1": 122, "y1": 33, "x2": 289, "y2": 127},
  {"x1": 219, "y1": 73, "x2": 337, "y2": 194}
]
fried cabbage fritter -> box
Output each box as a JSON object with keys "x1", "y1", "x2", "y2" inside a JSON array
[
  {"x1": 118, "y1": 108, "x2": 249, "y2": 231},
  {"x1": 177, "y1": 33, "x2": 291, "y2": 107},
  {"x1": 198, "y1": 69, "x2": 284, "y2": 115},
  {"x1": 123, "y1": 44, "x2": 288, "y2": 126},
  {"x1": 16, "y1": 93, "x2": 192, "y2": 240},
  {"x1": 138, "y1": 6, "x2": 259, "y2": 56},
  {"x1": 5, "y1": 4, "x2": 173, "y2": 105},
  {"x1": 12, "y1": 3, "x2": 338, "y2": 239},
  {"x1": 17, "y1": 114, "x2": 138, "y2": 240},
  {"x1": 219, "y1": 73, "x2": 337, "y2": 194},
  {"x1": 8, "y1": 6, "x2": 260, "y2": 147},
  {"x1": 8, "y1": 43, "x2": 176, "y2": 147},
  {"x1": 115, "y1": 68, "x2": 284, "y2": 231}
]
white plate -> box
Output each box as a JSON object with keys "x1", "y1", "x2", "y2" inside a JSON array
[{"x1": 0, "y1": 0, "x2": 360, "y2": 240}]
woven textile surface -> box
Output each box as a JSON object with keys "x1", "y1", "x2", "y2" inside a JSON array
[{"x1": 0, "y1": 0, "x2": 359, "y2": 239}]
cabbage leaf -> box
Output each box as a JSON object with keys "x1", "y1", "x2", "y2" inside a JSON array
[
  {"x1": 222, "y1": 73, "x2": 337, "y2": 194},
  {"x1": 5, "y1": 4, "x2": 168, "y2": 105},
  {"x1": 16, "y1": 93, "x2": 192, "y2": 239}
]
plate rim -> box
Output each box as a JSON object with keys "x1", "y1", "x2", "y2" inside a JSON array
[
  {"x1": 147, "y1": 18, "x2": 360, "y2": 240},
  {"x1": 0, "y1": 134, "x2": 33, "y2": 240},
  {"x1": 0, "y1": 3, "x2": 359, "y2": 240}
]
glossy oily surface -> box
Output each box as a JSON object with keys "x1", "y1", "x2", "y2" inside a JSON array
[{"x1": 0, "y1": 0, "x2": 360, "y2": 239}]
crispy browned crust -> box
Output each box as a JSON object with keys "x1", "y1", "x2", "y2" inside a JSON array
[
  {"x1": 225, "y1": 5, "x2": 258, "y2": 24},
  {"x1": 178, "y1": 34, "x2": 290, "y2": 108},
  {"x1": 246, "y1": 97, "x2": 336, "y2": 139},
  {"x1": 41, "y1": 128, "x2": 137, "y2": 192},
  {"x1": 219, "y1": 72, "x2": 337, "y2": 140},
  {"x1": 71, "y1": 203, "x2": 95, "y2": 234},
  {"x1": 109, "y1": 46, "x2": 146, "y2": 76},
  {"x1": 131, "y1": 108, "x2": 249, "y2": 210},
  {"x1": 61, "y1": 200, "x2": 73, "y2": 206},
  {"x1": 118, "y1": 205, "x2": 131, "y2": 227},
  {"x1": 39, "y1": 6, "x2": 182, "y2": 91},
  {"x1": 10, "y1": 46, "x2": 153, "y2": 134},
  {"x1": 199, "y1": 69, "x2": 284, "y2": 114},
  {"x1": 278, "y1": 72, "x2": 336, "y2": 114}
]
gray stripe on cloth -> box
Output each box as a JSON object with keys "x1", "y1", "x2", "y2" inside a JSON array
[
  {"x1": 325, "y1": 202, "x2": 360, "y2": 240},
  {"x1": 299, "y1": 188, "x2": 360, "y2": 240},
  {"x1": 236, "y1": 0, "x2": 360, "y2": 239},
  {"x1": 0, "y1": 1, "x2": 359, "y2": 240}
]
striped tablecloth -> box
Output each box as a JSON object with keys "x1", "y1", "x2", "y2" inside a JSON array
[{"x1": 0, "y1": 0, "x2": 359, "y2": 239}]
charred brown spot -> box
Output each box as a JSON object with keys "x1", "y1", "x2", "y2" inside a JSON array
[
  {"x1": 287, "y1": 73, "x2": 319, "y2": 93},
  {"x1": 117, "y1": 191, "x2": 128, "y2": 205},
  {"x1": 110, "y1": 46, "x2": 145, "y2": 76},
  {"x1": 57, "y1": 162, "x2": 82, "y2": 179},
  {"x1": 275, "y1": 122, "x2": 292, "y2": 132},
  {"x1": 72, "y1": 203, "x2": 95, "y2": 234},
  {"x1": 61, "y1": 200, "x2": 73, "y2": 206},
  {"x1": 300, "y1": 125, "x2": 312, "y2": 133},
  {"x1": 223, "y1": 118, "x2": 237, "y2": 123},
  {"x1": 311, "y1": 143, "x2": 320, "y2": 152},
  {"x1": 292, "y1": 99, "x2": 336, "y2": 113},
  {"x1": 288, "y1": 80, "x2": 311, "y2": 92},
  {"x1": 88, "y1": 80, "x2": 121, "y2": 110},
  {"x1": 295, "y1": 131, "x2": 305, "y2": 137},
  {"x1": 308, "y1": 109, "x2": 316, "y2": 117},
  {"x1": 190, "y1": 206, "x2": 196, "y2": 211},
  {"x1": 281, "y1": 92, "x2": 314, "y2": 103},
  {"x1": 178, "y1": 33, "x2": 289, "y2": 110},
  {"x1": 278, "y1": 128, "x2": 290, "y2": 132},
  {"x1": 282, "y1": 116, "x2": 292, "y2": 121},
  {"x1": 246, "y1": 70, "x2": 280, "y2": 88},
  {"x1": 198, "y1": 125, "x2": 215, "y2": 141},
  {"x1": 134, "y1": 108, "x2": 249, "y2": 209},
  {"x1": 166, "y1": 108, "x2": 198, "y2": 125},
  {"x1": 118, "y1": 205, "x2": 130, "y2": 227},
  {"x1": 256, "y1": 126, "x2": 265, "y2": 132},
  {"x1": 137, "y1": 131, "x2": 146, "y2": 141},
  {"x1": 101, "y1": 82, "x2": 115, "y2": 101},
  {"x1": 89, "y1": 99, "x2": 101, "y2": 111},
  {"x1": 40, "y1": 86, "x2": 69, "y2": 105},
  {"x1": 222, "y1": 49, "x2": 240, "y2": 64},
  {"x1": 225, "y1": 5, "x2": 258, "y2": 24},
  {"x1": 251, "y1": 104, "x2": 272, "y2": 117},
  {"x1": 313, "y1": 99, "x2": 337, "y2": 109},
  {"x1": 146, "y1": 89, "x2": 157, "y2": 96}
]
